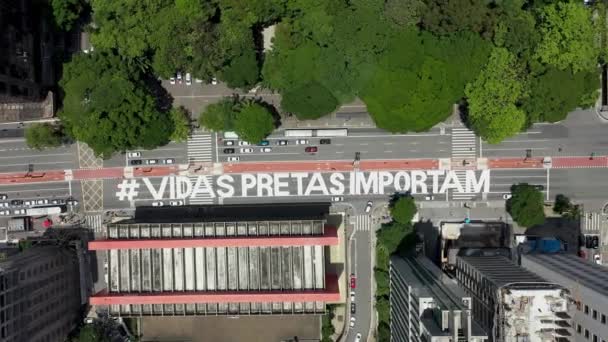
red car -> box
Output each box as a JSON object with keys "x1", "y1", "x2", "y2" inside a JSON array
[
  {"x1": 350, "y1": 274, "x2": 356, "y2": 289},
  {"x1": 305, "y1": 146, "x2": 318, "y2": 153}
]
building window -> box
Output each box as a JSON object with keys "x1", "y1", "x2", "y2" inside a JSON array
[
  {"x1": 585, "y1": 305, "x2": 589, "y2": 314},
  {"x1": 593, "y1": 335, "x2": 598, "y2": 342},
  {"x1": 585, "y1": 329, "x2": 590, "y2": 339},
  {"x1": 577, "y1": 324, "x2": 582, "y2": 334},
  {"x1": 602, "y1": 314, "x2": 606, "y2": 324},
  {"x1": 593, "y1": 310, "x2": 598, "y2": 319}
]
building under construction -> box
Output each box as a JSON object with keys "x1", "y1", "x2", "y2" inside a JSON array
[
  {"x1": 88, "y1": 204, "x2": 341, "y2": 317},
  {"x1": 455, "y1": 256, "x2": 573, "y2": 342}
]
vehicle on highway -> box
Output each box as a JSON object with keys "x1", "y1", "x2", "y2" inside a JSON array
[
  {"x1": 350, "y1": 291, "x2": 355, "y2": 302},
  {"x1": 594, "y1": 253, "x2": 602, "y2": 265},
  {"x1": 24, "y1": 200, "x2": 33, "y2": 206},
  {"x1": 592, "y1": 236, "x2": 599, "y2": 249},
  {"x1": 227, "y1": 156, "x2": 240, "y2": 162},
  {"x1": 320, "y1": 139, "x2": 331, "y2": 144},
  {"x1": 258, "y1": 140, "x2": 270, "y2": 146},
  {"x1": 316, "y1": 128, "x2": 348, "y2": 137},
  {"x1": 285, "y1": 129, "x2": 313, "y2": 137},
  {"x1": 350, "y1": 317, "x2": 356, "y2": 328},
  {"x1": 350, "y1": 274, "x2": 356, "y2": 289},
  {"x1": 164, "y1": 158, "x2": 175, "y2": 164},
  {"x1": 305, "y1": 146, "x2": 318, "y2": 153},
  {"x1": 503, "y1": 193, "x2": 512, "y2": 200},
  {"x1": 13, "y1": 209, "x2": 26, "y2": 215},
  {"x1": 240, "y1": 148, "x2": 254, "y2": 153},
  {"x1": 152, "y1": 201, "x2": 164, "y2": 207},
  {"x1": 211, "y1": 77, "x2": 218, "y2": 85},
  {"x1": 224, "y1": 131, "x2": 239, "y2": 139},
  {"x1": 364, "y1": 201, "x2": 373, "y2": 213},
  {"x1": 224, "y1": 148, "x2": 235, "y2": 154},
  {"x1": 0, "y1": 210, "x2": 9, "y2": 216},
  {"x1": 224, "y1": 140, "x2": 235, "y2": 146},
  {"x1": 261, "y1": 147, "x2": 272, "y2": 153},
  {"x1": 128, "y1": 152, "x2": 141, "y2": 158},
  {"x1": 277, "y1": 140, "x2": 288, "y2": 145},
  {"x1": 36, "y1": 199, "x2": 48, "y2": 205},
  {"x1": 238, "y1": 141, "x2": 251, "y2": 146},
  {"x1": 130, "y1": 160, "x2": 143, "y2": 165},
  {"x1": 185, "y1": 72, "x2": 192, "y2": 86},
  {"x1": 27, "y1": 206, "x2": 61, "y2": 216},
  {"x1": 51, "y1": 199, "x2": 60, "y2": 205},
  {"x1": 332, "y1": 196, "x2": 344, "y2": 202},
  {"x1": 169, "y1": 200, "x2": 184, "y2": 206},
  {"x1": 176, "y1": 72, "x2": 183, "y2": 84},
  {"x1": 169, "y1": 77, "x2": 176, "y2": 85},
  {"x1": 0, "y1": 202, "x2": 8, "y2": 208},
  {"x1": 534, "y1": 185, "x2": 545, "y2": 191},
  {"x1": 0, "y1": 194, "x2": 7, "y2": 200},
  {"x1": 10, "y1": 200, "x2": 23, "y2": 206},
  {"x1": 66, "y1": 199, "x2": 79, "y2": 206},
  {"x1": 355, "y1": 333, "x2": 362, "y2": 342},
  {"x1": 350, "y1": 303, "x2": 356, "y2": 315},
  {"x1": 296, "y1": 139, "x2": 309, "y2": 145},
  {"x1": 146, "y1": 159, "x2": 158, "y2": 165},
  {"x1": 425, "y1": 195, "x2": 434, "y2": 201}
]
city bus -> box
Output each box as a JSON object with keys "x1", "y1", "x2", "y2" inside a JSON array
[
  {"x1": 284, "y1": 129, "x2": 348, "y2": 137},
  {"x1": 26, "y1": 206, "x2": 62, "y2": 216}
]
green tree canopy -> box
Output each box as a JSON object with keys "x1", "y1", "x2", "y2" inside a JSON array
[
  {"x1": 420, "y1": 0, "x2": 503, "y2": 39},
  {"x1": 281, "y1": 81, "x2": 339, "y2": 120},
  {"x1": 59, "y1": 52, "x2": 173, "y2": 157},
  {"x1": 220, "y1": 48, "x2": 260, "y2": 89},
  {"x1": 233, "y1": 102, "x2": 275, "y2": 143},
  {"x1": 390, "y1": 196, "x2": 418, "y2": 225},
  {"x1": 553, "y1": 194, "x2": 571, "y2": 214},
  {"x1": 51, "y1": 0, "x2": 86, "y2": 31},
  {"x1": 507, "y1": 183, "x2": 545, "y2": 227},
  {"x1": 25, "y1": 123, "x2": 64, "y2": 150},
  {"x1": 199, "y1": 97, "x2": 239, "y2": 132},
  {"x1": 383, "y1": 0, "x2": 425, "y2": 28},
  {"x1": 523, "y1": 67, "x2": 598, "y2": 124},
  {"x1": 534, "y1": 1, "x2": 597, "y2": 72},
  {"x1": 169, "y1": 107, "x2": 192, "y2": 142},
  {"x1": 362, "y1": 29, "x2": 491, "y2": 132},
  {"x1": 465, "y1": 47, "x2": 527, "y2": 143}
]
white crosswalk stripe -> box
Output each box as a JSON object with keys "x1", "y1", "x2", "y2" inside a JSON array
[
  {"x1": 354, "y1": 215, "x2": 372, "y2": 231},
  {"x1": 451, "y1": 127, "x2": 477, "y2": 159},
  {"x1": 582, "y1": 211, "x2": 603, "y2": 234},
  {"x1": 187, "y1": 131, "x2": 213, "y2": 163},
  {"x1": 85, "y1": 214, "x2": 103, "y2": 233},
  {"x1": 187, "y1": 176, "x2": 215, "y2": 204},
  {"x1": 450, "y1": 170, "x2": 476, "y2": 201}
]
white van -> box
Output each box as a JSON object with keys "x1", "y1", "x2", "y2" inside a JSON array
[{"x1": 223, "y1": 131, "x2": 239, "y2": 139}]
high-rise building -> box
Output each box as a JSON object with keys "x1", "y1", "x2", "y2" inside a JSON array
[
  {"x1": 455, "y1": 256, "x2": 573, "y2": 342},
  {"x1": 520, "y1": 253, "x2": 608, "y2": 342},
  {"x1": 390, "y1": 255, "x2": 488, "y2": 342},
  {"x1": 0, "y1": 246, "x2": 82, "y2": 342}
]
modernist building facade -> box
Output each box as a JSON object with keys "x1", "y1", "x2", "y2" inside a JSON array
[
  {"x1": 89, "y1": 217, "x2": 340, "y2": 316},
  {"x1": 390, "y1": 255, "x2": 488, "y2": 342},
  {"x1": 0, "y1": 246, "x2": 82, "y2": 342},
  {"x1": 455, "y1": 256, "x2": 573, "y2": 342},
  {"x1": 521, "y1": 253, "x2": 608, "y2": 342}
]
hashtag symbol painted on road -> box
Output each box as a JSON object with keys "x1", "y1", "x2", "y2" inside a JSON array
[{"x1": 116, "y1": 179, "x2": 140, "y2": 201}]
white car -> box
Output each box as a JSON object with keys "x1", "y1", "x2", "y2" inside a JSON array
[
  {"x1": 296, "y1": 139, "x2": 308, "y2": 145},
  {"x1": 211, "y1": 77, "x2": 218, "y2": 85},
  {"x1": 195, "y1": 78, "x2": 203, "y2": 83},
  {"x1": 36, "y1": 199, "x2": 47, "y2": 205},
  {"x1": 350, "y1": 291, "x2": 355, "y2": 302},
  {"x1": 128, "y1": 152, "x2": 141, "y2": 158},
  {"x1": 238, "y1": 141, "x2": 250, "y2": 146},
  {"x1": 425, "y1": 195, "x2": 435, "y2": 201},
  {"x1": 51, "y1": 199, "x2": 60, "y2": 205},
  {"x1": 66, "y1": 199, "x2": 79, "y2": 206},
  {"x1": 594, "y1": 254, "x2": 602, "y2": 265},
  {"x1": 332, "y1": 196, "x2": 344, "y2": 202},
  {"x1": 0, "y1": 210, "x2": 9, "y2": 216},
  {"x1": 146, "y1": 159, "x2": 158, "y2": 165},
  {"x1": 240, "y1": 148, "x2": 254, "y2": 153},
  {"x1": 350, "y1": 316, "x2": 356, "y2": 327},
  {"x1": 169, "y1": 77, "x2": 176, "y2": 85},
  {"x1": 24, "y1": 200, "x2": 33, "y2": 206},
  {"x1": 225, "y1": 140, "x2": 235, "y2": 146},
  {"x1": 0, "y1": 202, "x2": 9, "y2": 208},
  {"x1": 164, "y1": 158, "x2": 175, "y2": 164},
  {"x1": 169, "y1": 200, "x2": 184, "y2": 206},
  {"x1": 355, "y1": 333, "x2": 362, "y2": 342},
  {"x1": 176, "y1": 72, "x2": 183, "y2": 84},
  {"x1": 227, "y1": 156, "x2": 240, "y2": 162},
  {"x1": 364, "y1": 201, "x2": 373, "y2": 213},
  {"x1": 152, "y1": 201, "x2": 164, "y2": 207},
  {"x1": 261, "y1": 147, "x2": 272, "y2": 153},
  {"x1": 13, "y1": 209, "x2": 25, "y2": 215},
  {"x1": 185, "y1": 72, "x2": 192, "y2": 86},
  {"x1": 0, "y1": 194, "x2": 7, "y2": 200},
  {"x1": 503, "y1": 193, "x2": 512, "y2": 200},
  {"x1": 277, "y1": 140, "x2": 288, "y2": 145}
]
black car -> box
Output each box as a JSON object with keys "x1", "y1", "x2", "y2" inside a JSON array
[
  {"x1": 224, "y1": 148, "x2": 235, "y2": 154},
  {"x1": 592, "y1": 236, "x2": 599, "y2": 249},
  {"x1": 320, "y1": 139, "x2": 331, "y2": 145},
  {"x1": 533, "y1": 185, "x2": 545, "y2": 191},
  {"x1": 0, "y1": 194, "x2": 7, "y2": 200},
  {"x1": 10, "y1": 199, "x2": 23, "y2": 206},
  {"x1": 585, "y1": 235, "x2": 593, "y2": 249},
  {"x1": 130, "y1": 159, "x2": 143, "y2": 165},
  {"x1": 350, "y1": 302, "x2": 356, "y2": 314}
]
